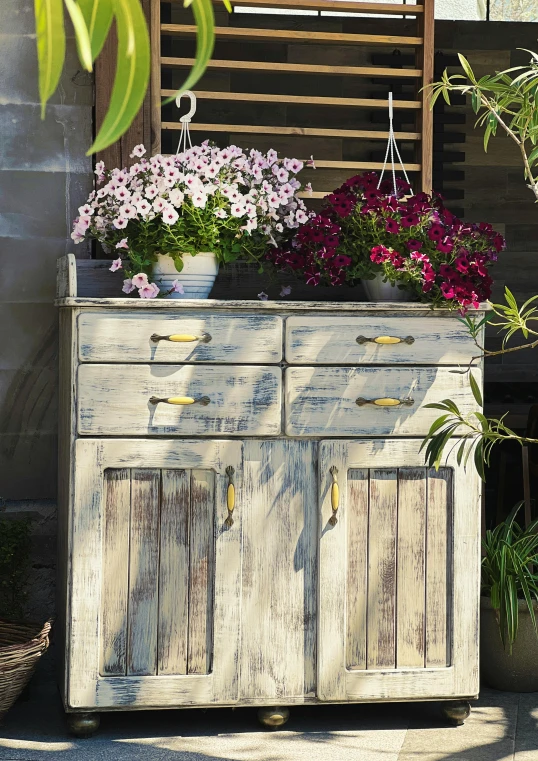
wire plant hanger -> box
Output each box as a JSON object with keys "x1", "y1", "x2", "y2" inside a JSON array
[
  {"x1": 175, "y1": 90, "x2": 197, "y2": 154},
  {"x1": 377, "y1": 92, "x2": 411, "y2": 196}
]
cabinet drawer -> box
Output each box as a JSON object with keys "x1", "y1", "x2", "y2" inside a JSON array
[
  {"x1": 285, "y1": 366, "x2": 479, "y2": 437},
  {"x1": 285, "y1": 316, "x2": 477, "y2": 365},
  {"x1": 78, "y1": 365, "x2": 281, "y2": 436},
  {"x1": 78, "y1": 312, "x2": 282, "y2": 363}
]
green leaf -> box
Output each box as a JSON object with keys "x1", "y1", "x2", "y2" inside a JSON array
[
  {"x1": 163, "y1": 0, "x2": 215, "y2": 101},
  {"x1": 34, "y1": 0, "x2": 66, "y2": 118},
  {"x1": 471, "y1": 90, "x2": 480, "y2": 114},
  {"x1": 173, "y1": 255, "x2": 184, "y2": 273},
  {"x1": 88, "y1": 0, "x2": 150, "y2": 155},
  {"x1": 458, "y1": 53, "x2": 477, "y2": 84},
  {"x1": 78, "y1": 0, "x2": 114, "y2": 60},
  {"x1": 220, "y1": 0, "x2": 233, "y2": 11},
  {"x1": 469, "y1": 373, "x2": 483, "y2": 407},
  {"x1": 64, "y1": 0, "x2": 93, "y2": 71}
]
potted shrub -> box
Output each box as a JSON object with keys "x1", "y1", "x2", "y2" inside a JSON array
[
  {"x1": 268, "y1": 171, "x2": 502, "y2": 309},
  {"x1": 481, "y1": 503, "x2": 538, "y2": 691},
  {"x1": 72, "y1": 142, "x2": 311, "y2": 298}
]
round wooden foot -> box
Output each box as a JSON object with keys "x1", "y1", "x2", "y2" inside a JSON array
[
  {"x1": 67, "y1": 712, "x2": 101, "y2": 738},
  {"x1": 440, "y1": 700, "x2": 471, "y2": 726},
  {"x1": 257, "y1": 706, "x2": 290, "y2": 729}
]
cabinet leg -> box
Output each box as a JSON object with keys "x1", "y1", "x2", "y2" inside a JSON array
[
  {"x1": 257, "y1": 706, "x2": 290, "y2": 729},
  {"x1": 439, "y1": 701, "x2": 471, "y2": 726},
  {"x1": 66, "y1": 712, "x2": 101, "y2": 738}
]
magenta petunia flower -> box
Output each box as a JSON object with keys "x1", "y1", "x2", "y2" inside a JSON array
[
  {"x1": 436, "y1": 237, "x2": 454, "y2": 254},
  {"x1": 428, "y1": 223, "x2": 444, "y2": 241},
  {"x1": 385, "y1": 218, "x2": 400, "y2": 234},
  {"x1": 400, "y1": 213, "x2": 420, "y2": 228}
]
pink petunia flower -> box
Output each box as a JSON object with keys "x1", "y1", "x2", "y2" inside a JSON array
[
  {"x1": 113, "y1": 217, "x2": 128, "y2": 229},
  {"x1": 280, "y1": 285, "x2": 292, "y2": 297},
  {"x1": 171, "y1": 280, "x2": 185, "y2": 294},
  {"x1": 139, "y1": 282, "x2": 160, "y2": 299},
  {"x1": 130, "y1": 144, "x2": 146, "y2": 159},
  {"x1": 132, "y1": 272, "x2": 149, "y2": 288},
  {"x1": 116, "y1": 238, "x2": 129, "y2": 250},
  {"x1": 122, "y1": 278, "x2": 135, "y2": 294},
  {"x1": 257, "y1": 291, "x2": 269, "y2": 301},
  {"x1": 109, "y1": 258, "x2": 122, "y2": 272}
]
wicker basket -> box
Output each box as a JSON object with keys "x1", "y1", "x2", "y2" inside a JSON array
[{"x1": 0, "y1": 620, "x2": 52, "y2": 721}]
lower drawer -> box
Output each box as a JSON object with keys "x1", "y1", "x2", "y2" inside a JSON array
[
  {"x1": 77, "y1": 364, "x2": 282, "y2": 436},
  {"x1": 285, "y1": 366, "x2": 479, "y2": 437}
]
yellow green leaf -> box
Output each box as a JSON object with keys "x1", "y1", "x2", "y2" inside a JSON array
[
  {"x1": 88, "y1": 0, "x2": 150, "y2": 155},
  {"x1": 34, "y1": 0, "x2": 66, "y2": 118},
  {"x1": 78, "y1": 0, "x2": 114, "y2": 60},
  {"x1": 64, "y1": 0, "x2": 93, "y2": 71},
  {"x1": 163, "y1": 0, "x2": 215, "y2": 103}
]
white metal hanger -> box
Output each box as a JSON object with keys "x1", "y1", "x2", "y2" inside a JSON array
[
  {"x1": 175, "y1": 90, "x2": 197, "y2": 154},
  {"x1": 377, "y1": 92, "x2": 411, "y2": 195}
]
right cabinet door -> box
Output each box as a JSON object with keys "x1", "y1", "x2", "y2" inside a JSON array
[{"x1": 318, "y1": 439, "x2": 481, "y2": 703}]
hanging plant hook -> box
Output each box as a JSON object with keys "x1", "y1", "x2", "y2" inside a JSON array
[
  {"x1": 377, "y1": 92, "x2": 411, "y2": 196},
  {"x1": 175, "y1": 91, "x2": 197, "y2": 155}
]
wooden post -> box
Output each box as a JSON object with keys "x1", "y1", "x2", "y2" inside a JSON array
[
  {"x1": 150, "y1": 0, "x2": 162, "y2": 156},
  {"x1": 417, "y1": 0, "x2": 434, "y2": 193}
]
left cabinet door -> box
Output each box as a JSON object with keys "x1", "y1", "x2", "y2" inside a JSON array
[{"x1": 66, "y1": 438, "x2": 242, "y2": 710}]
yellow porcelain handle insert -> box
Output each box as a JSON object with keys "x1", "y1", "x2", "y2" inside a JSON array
[
  {"x1": 149, "y1": 395, "x2": 210, "y2": 406},
  {"x1": 356, "y1": 397, "x2": 414, "y2": 407},
  {"x1": 356, "y1": 335, "x2": 414, "y2": 345},
  {"x1": 329, "y1": 466, "x2": 339, "y2": 526},
  {"x1": 151, "y1": 332, "x2": 212, "y2": 343},
  {"x1": 225, "y1": 466, "x2": 236, "y2": 527}
]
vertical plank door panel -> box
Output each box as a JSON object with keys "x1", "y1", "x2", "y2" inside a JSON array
[
  {"x1": 158, "y1": 469, "x2": 190, "y2": 675},
  {"x1": 188, "y1": 470, "x2": 215, "y2": 675},
  {"x1": 100, "y1": 469, "x2": 131, "y2": 675},
  {"x1": 367, "y1": 469, "x2": 397, "y2": 669},
  {"x1": 127, "y1": 469, "x2": 160, "y2": 676},
  {"x1": 396, "y1": 468, "x2": 427, "y2": 668},
  {"x1": 346, "y1": 469, "x2": 369, "y2": 670},
  {"x1": 426, "y1": 468, "x2": 452, "y2": 667}
]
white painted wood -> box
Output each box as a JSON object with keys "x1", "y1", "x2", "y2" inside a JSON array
[
  {"x1": 187, "y1": 470, "x2": 215, "y2": 675},
  {"x1": 67, "y1": 439, "x2": 242, "y2": 709},
  {"x1": 346, "y1": 469, "x2": 369, "y2": 670},
  {"x1": 318, "y1": 439, "x2": 481, "y2": 703},
  {"x1": 286, "y1": 316, "x2": 478, "y2": 365},
  {"x1": 77, "y1": 364, "x2": 282, "y2": 436},
  {"x1": 396, "y1": 469, "x2": 427, "y2": 669},
  {"x1": 78, "y1": 311, "x2": 283, "y2": 364},
  {"x1": 286, "y1": 366, "x2": 480, "y2": 437},
  {"x1": 425, "y1": 469, "x2": 452, "y2": 668},
  {"x1": 127, "y1": 469, "x2": 160, "y2": 676},
  {"x1": 56, "y1": 254, "x2": 77, "y2": 299},
  {"x1": 100, "y1": 469, "x2": 131, "y2": 675},
  {"x1": 158, "y1": 470, "x2": 190, "y2": 675},
  {"x1": 240, "y1": 440, "x2": 318, "y2": 700}
]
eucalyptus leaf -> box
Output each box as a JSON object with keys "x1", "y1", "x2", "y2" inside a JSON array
[
  {"x1": 64, "y1": 0, "x2": 93, "y2": 71},
  {"x1": 78, "y1": 0, "x2": 114, "y2": 60},
  {"x1": 163, "y1": 0, "x2": 215, "y2": 101},
  {"x1": 35, "y1": 0, "x2": 66, "y2": 118}
]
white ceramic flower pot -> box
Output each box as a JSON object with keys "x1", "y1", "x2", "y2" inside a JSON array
[
  {"x1": 151, "y1": 252, "x2": 219, "y2": 299},
  {"x1": 362, "y1": 273, "x2": 412, "y2": 302}
]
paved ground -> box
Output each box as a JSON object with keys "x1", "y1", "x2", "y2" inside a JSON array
[{"x1": 1, "y1": 672, "x2": 537, "y2": 761}]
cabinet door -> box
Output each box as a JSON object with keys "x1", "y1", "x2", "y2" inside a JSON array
[
  {"x1": 318, "y1": 439, "x2": 480, "y2": 702},
  {"x1": 67, "y1": 438, "x2": 242, "y2": 710}
]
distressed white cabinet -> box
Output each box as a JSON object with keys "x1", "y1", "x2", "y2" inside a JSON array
[{"x1": 56, "y1": 255, "x2": 483, "y2": 733}]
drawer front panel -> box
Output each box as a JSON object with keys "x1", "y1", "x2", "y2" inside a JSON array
[
  {"x1": 78, "y1": 312, "x2": 283, "y2": 363},
  {"x1": 285, "y1": 316, "x2": 477, "y2": 365},
  {"x1": 285, "y1": 366, "x2": 479, "y2": 437},
  {"x1": 78, "y1": 365, "x2": 281, "y2": 436}
]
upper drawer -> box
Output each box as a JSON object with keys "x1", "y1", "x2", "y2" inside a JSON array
[
  {"x1": 285, "y1": 316, "x2": 477, "y2": 365},
  {"x1": 285, "y1": 366, "x2": 480, "y2": 437},
  {"x1": 78, "y1": 312, "x2": 283, "y2": 363},
  {"x1": 78, "y1": 364, "x2": 281, "y2": 436}
]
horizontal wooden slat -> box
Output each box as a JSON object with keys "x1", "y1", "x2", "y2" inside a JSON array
[
  {"x1": 161, "y1": 24, "x2": 423, "y2": 46},
  {"x1": 211, "y1": 0, "x2": 424, "y2": 13},
  {"x1": 162, "y1": 122, "x2": 421, "y2": 141},
  {"x1": 161, "y1": 89, "x2": 422, "y2": 109},
  {"x1": 161, "y1": 57, "x2": 423, "y2": 79},
  {"x1": 314, "y1": 160, "x2": 420, "y2": 169}
]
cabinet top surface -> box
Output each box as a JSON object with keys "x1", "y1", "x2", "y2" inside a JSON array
[{"x1": 56, "y1": 297, "x2": 488, "y2": 314}]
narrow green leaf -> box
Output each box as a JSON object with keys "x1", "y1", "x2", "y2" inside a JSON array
[
  {"x1": 471, "y1": 90, "x2": 480, "y2": 114},
  {"x1": 34, "y1": 0, "x2": 66, "y2": 118},
  {"x1": 64, "y1": 0, "x2": 93, "y2": 71},
  {"x1": 78, "y1": 0, "x2": 114, "y2": 60},
  {"x1": 220, "y1": 0, "x2": 233, "y2": 11},
  {"x1": 469, "y1": 372, "x2": 483, "y2": 407},
  {"x1": 458, "y1": 53, "x2": 477, "y2": 84},
  {"x1": 89, "y1": 0, "x2": 150, "y2": 155},
  {"x1": 163, "y1": 0, "x2": 215, "y2": 102}
]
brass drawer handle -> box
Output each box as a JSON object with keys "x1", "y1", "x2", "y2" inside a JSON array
[
  {"x1": 225, "y1": 466, "x2": 235, "y2": 527},
  {"x1": 356, "y1": 397, "x2": 414, "y2": 407},
  {"x1": 329, "y1": 466, "x2": 339, "y2": 526},
  {"x1": 150, "y1": 395, "x2": 210, "y2": 406},
  {"x1": 356, "y1": 335, "x2": 414, "y2": 345},
  {"x1": 151, "y1": 332, "x2": 212, "y2": 343}
]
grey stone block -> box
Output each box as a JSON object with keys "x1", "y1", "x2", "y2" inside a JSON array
[
  {"x1": 1, "y1": 0, "x2": 35, "y2": 35},
  {"x1": 0, "y1": 366, "x2": 58, "y2": 435},
  {"x1": 0, "y1": 302, "x2": 57, "y2": 370},
  {"x1": 0, "y1": 170, "x2": 92, "y2": 239},
  {"x1": 0, "y1": 433, "x2": 57, "y2": 499},
  {"x1": 0, "y1": 104, "x2": 92, "y2": 173},
  {"x1": 0, "y1": 35, "x2": 93, "y2": 107}
]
